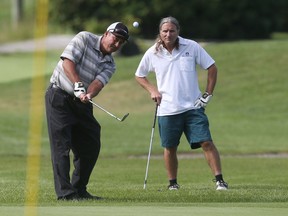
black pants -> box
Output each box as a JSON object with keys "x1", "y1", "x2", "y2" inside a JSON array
[{"x1": 45, "y1": 84, "x2": 101, "y2": 199}]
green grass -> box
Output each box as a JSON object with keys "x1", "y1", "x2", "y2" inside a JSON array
[
  {"x1": 202, "y1": 40, "x2": 288, "y2": 154},
  {"x1": 1, "y1": 204, "x2": 287, "y2": 216},
  {"x1": 1, "y1": 156, "x2": 287, "y2": 204},
  {"x1": 0, "y1": 155, "x2": 287, "y2": 215},
  {"x1": 0, "y1": 51, "x2": 61, "y2": 83},
  {"x1": 0, "y1": 40, "x2": 288, "y2": 215}
]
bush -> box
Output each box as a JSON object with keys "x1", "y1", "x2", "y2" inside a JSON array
[{"x1": 119, "y1": 38, "x2": 141, "y2": 56}]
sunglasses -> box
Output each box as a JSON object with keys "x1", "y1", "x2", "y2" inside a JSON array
[{"x1": 109, "y1": 32, "x2": 126, "y2": 44}]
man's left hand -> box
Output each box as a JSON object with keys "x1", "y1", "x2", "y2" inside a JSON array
[{"x1": 194, "y1": 92, "x2": 213, "y2": 108}]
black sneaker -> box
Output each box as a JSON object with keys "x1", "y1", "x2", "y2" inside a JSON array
[
  {"x1": 78, "y1": 191, "x2": 103, "y2": 200},
  {"x1": 168, "y1": 183, "x2": 180, "y2": 190},
  {"x1": 215, "y1": 180, "x2": 228, "y2": 190},
  {"x1": 57, "y1": 193, "x2": 80, "y2": 201}
]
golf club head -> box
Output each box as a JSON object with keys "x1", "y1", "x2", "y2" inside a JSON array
[{"x1": 120, "y1": 113, "x2": 129, "y2": 122}]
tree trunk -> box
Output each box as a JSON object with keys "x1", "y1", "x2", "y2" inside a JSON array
[{"x1": 11, "y1": 0, "x2": 23, "y2": 29}]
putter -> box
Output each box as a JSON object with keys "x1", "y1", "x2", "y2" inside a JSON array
[
  {"x1": 89, "y1": 99, "x2": 129, "y2": 122},
  {"x1": 143, "y1": 103, "x2": 158, "y2": 189}
]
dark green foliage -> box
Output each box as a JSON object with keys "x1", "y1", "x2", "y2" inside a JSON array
[
  {"x1": 49, "y1": 0, "x2": 288, "y2": 40},
  {"x1": 119, "y1": 38, "x2": 141, "y2": 56}
]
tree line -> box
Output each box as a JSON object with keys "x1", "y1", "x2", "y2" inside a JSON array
[{"x1": 49, "y1": 0, "x2": 288, "y2": 40}]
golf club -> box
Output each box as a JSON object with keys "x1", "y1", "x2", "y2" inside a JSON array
[
  {"x1": 143, "y1": 103, "x2": 158, "y2": 189},
  {"x1": 89, "y1": 99, "x2": 129, "y2": 122}
]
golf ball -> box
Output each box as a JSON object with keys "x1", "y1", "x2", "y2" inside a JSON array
[{"x1": 133, "y1": 21, "x2": 139, "y2": 28}]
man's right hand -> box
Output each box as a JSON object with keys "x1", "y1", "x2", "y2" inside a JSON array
[
  {"x1": 74, "y1": 82, "x2": 86, "y2": 98},
  {"x1": 151, "y1": 91, "x2": 162, "y2": 105}
]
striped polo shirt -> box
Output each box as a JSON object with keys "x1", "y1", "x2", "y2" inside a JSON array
[{"x1": 50, "y1": 31, "x2": 116, "y2": 95}]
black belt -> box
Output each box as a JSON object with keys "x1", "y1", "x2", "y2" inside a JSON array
[
  {"x1": 50, "y1": 83, "x2": 80, "y2": 102},
  {"x1": 50, "y1": 83, "x2": 66, "y2": 92},
  {"x1": 51, "y1": 83, "x2": 59, "y2": 89}
]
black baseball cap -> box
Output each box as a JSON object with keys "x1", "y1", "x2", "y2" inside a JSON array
[{"x1": 107, "y1": 22, "x2": 129, "y2": 41}]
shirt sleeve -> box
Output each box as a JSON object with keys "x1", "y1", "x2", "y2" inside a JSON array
[
  {"x1": 60, "y1": 31, "x2": 87, "y2": 64},
  {"x1": 195, "y1": 43, "x2": 215, "y2": 69},
  {"x1": 95, "y1": 65, "x2": 116, "y2": 86},
  {"x1": 135, "y1": 48, "x2": 154, "y2": 77}
]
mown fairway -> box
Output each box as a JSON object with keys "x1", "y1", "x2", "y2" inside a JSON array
[{"x1": 0, "y1": 40, "x2": 287, "y2": 215}]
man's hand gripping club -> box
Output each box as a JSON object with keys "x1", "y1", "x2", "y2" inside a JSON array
[{"x1": 74, "y1": 82, "x2": 91, "y2": 102}]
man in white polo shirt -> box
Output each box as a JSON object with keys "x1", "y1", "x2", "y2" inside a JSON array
[
  {"x1": 135, "y1": 16, "x2": 228, "y2": 191},
  {"x1": 45, "y1": 22, "x2": 129, "y2": 200}
]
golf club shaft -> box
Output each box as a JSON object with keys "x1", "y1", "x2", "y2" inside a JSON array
[
  {"x1": 89, "y1": 99, "x2": 124, "y2": 121},
  {"x1": 143, "y1": 103, "x2": 158, "y2": 189}
]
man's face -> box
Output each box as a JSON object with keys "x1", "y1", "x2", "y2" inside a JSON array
[
  {"x1": 101, "y1": 32, "x2": 125, "y2": 54},
  {"x1": 159, "y1": 22, "x2": 179, "y2": 47}
]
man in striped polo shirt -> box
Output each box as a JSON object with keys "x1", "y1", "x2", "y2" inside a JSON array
[{"x1": 45, "y1": 22, "x2": 129, "y2": 200}]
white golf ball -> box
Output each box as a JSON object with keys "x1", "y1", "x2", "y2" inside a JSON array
[{"x1": 133, "y1": 21, "x2": 139, "y2": 28}]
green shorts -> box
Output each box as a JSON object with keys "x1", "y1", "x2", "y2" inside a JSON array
[{"x1": 158, "y1": 108, "x2": 212, "y2": 149}]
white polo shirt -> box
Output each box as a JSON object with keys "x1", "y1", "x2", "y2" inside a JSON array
[{"x1": 135, "y1": 36, "x2": 215, "y2": 116}]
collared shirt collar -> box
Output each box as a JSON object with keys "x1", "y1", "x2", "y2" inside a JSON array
[
  {"x1": 178, "y1": 36, "x2": 188, "y2": 46},
  {"x1": 157, "y1": 36, "x2": 188, "y2": 56},
  {"x1": 94, "y1": 35, "x2": 102, "y2": 52},
  {"x1": 93, "y1": 35, "x2": 112, "y2": 60}
]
